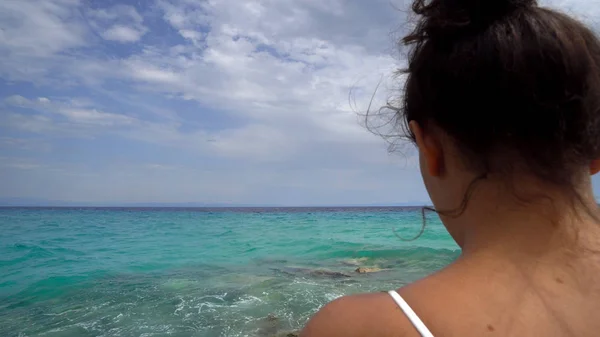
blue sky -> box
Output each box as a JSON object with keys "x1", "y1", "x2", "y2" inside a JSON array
[{"x1": 1, "y1": 0, "x2": 599, "y2": 206}]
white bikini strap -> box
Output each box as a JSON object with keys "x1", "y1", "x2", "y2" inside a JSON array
[{"x1": 388, "y1": 290, "x2": 435, "y2": 337}]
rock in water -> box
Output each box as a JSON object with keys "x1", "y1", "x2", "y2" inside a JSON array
[
  {"x1": 278, "y1": 267, "x2": 351, "y2": 279},
  {"x1": 355, "y1": 267, "x2": 384, "y2": 274},
  {"x1": 258, "y1": 314, "x2": 280, "y2": 336},
  {"x1": 309, "y1": 269, "x2": 351, "y2": 278},
  {"x1": 269, "y1": 331, "x2": 300, "y2": 337}
]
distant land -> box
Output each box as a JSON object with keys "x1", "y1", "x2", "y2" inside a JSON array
[{"x1": 0, "y1": 197, "x2": 427, "y2": 208}]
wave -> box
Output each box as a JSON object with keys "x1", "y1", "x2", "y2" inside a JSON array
[
  {"x1": 216, "y1": 229, "x2": 234, "y2": 237},
  {"x1": 5, "y1": 243, "x2": 86, "y2": 260},
  {"x1": 9, "y1": 243, "x2": 54, "y2": 257}
]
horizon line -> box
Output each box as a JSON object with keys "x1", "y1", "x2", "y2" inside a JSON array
[{"x1": 0, "y1": 204, "x2": 430, "y2": 208}]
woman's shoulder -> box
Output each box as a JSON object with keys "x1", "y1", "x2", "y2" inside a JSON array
[
  {"x1": 300, "y1": 291, "x2": 425, "y2": 337},
  {"x1": 300, "y1": 255, "x2": 600, "y2": 337},
  {"x1": 299, "y1": 266, "x2": 480, "y2": 337}
]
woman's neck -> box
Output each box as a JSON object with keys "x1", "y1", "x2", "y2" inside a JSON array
[{"x1": 443, "y1": 180, "x2": 600, "y2": 262}]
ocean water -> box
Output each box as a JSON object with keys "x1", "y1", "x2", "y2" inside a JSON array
[{"x1": 0, "y1": 207, "x2": 460, "y2": 337}]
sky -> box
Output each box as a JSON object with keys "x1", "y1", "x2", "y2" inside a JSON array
[{"x1": 1, "y1": 0, "x2": 599, "y2": 206}]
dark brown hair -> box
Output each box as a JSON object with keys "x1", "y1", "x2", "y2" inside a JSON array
[{"x1": 370, "y1": 0, "x2": 600, "y2": 210}]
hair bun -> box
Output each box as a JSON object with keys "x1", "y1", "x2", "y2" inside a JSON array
[
  {"x1": 460, "y1": 0, "x2": 536, "y2": 23},
  {"x1": 412, "y1": 0, "x2": 537, "y2": 39}
]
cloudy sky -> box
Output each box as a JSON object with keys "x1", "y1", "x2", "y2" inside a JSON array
[{"x1": 1, "y1": 0, "x2": 599, "y2": 206}]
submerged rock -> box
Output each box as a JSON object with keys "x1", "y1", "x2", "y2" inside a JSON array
[
  {"x1": 270, "y1": 331, "x2": 300, "y2": 337},
  {"x1": 309, "y1": 269, "x2": 351, "y2": 278},
  {"x1": 257, "y1": 314, "x2": 281, "y2": 336},
  {"x1": 276, "y1": 267, "x2": 351, "y2": 279},
  {"x1": 355, "y1": 267, "x2": 386, "y2": 274},
  {"x1": 259, "y1": 315, "x2": 300, "y2": 337}
]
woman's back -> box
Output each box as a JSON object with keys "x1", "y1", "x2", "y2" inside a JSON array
[
  {"x1": 301, "y1": 0, "x2": 600, "y2": 335},
  {"x1": 401, "y1": 244, "x2": 600, "y2": 336},
  {"x1": 303, "y1": 235, "x2": 600, "y2": 336}
]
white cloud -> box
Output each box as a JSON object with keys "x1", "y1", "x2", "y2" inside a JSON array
[
  {"x1": 4, "y1": 95, "x2": 32, "y2": 107},
  {"x1": 0, "y1": 156, "x2": 43, "y2": 170},
  {"x1": 87, "y1": 4, "x2": 148, "y2": 43},
  {"x1": 125, "y1": 62, "x2": 181, "y2": 84},
  {"x1": 2, "y1": 0, "x2": 597, "y2": 204},
  {"x1": 1, "y1": 112, "x2": 56, "y2": 134},
  {"x1": 2, "y1": 95, "x2": 138, "y2": 137},
  {"x1": 0, "y1": 0, "x2": 90, "y2": 83},
  {"x1": 1, "y1": 95, "x2": 219, "y2": 156},
  {"x1": 0, "y1": 137, "x2": 52, "y2": 152},
  {"x1": 87, "y1": 4, "x2": 144, "y2": 24},
  {"x1": 0, "y1": 0, "x2": 87, "y2": 57},
  {"x1": 102, "y1": 25, "x2": 146, "y2": 43},
  {"x1": 97, "y1": 0, "x2": 401, "y2": 166},
  {"x1": 211, "y1": 124, "x2": 294, "y2": 160},
  {"x1": 56, "y1": 108, "x2": 136, "y2": 126},
  {"x1": 158, "y1": 0, "x2": 210, "y2": 30}
]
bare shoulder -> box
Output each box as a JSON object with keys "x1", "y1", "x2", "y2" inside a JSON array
[
  {"x1": 299, "y1": 266, "x2": 471, "y2": 337},
  {"x1": 300, "y1": 292, "x2": 419, "y2": 337}
]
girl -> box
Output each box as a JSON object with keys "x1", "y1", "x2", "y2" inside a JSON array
[{"x1": 302, "y1": 0, "x2": 600, "y2": 336}]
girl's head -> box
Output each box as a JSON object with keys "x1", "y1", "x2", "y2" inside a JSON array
[{"x1": 386, "y1": 0, "x2": 600, "y2": 215}]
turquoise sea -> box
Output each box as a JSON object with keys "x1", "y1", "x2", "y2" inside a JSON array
[{"x1": 0, "y1": 207, "x2": 460, "y2": 337}]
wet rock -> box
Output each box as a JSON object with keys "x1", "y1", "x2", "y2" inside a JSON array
[
  {"x1": 276, "y1": 267, "x2": 351, "y2": 279},
  {"x1": 338, "y1": 278, "x2": 360, "y2": 285},
  {"x1": 270, "y1": 331, "x2": 300, "y2": 337},
  {"x1": 259, "y1": 315, "x2": 300, "y2": 337},
  {"x1": 258, "y1": 314, "x2": 280, "y2": 336},
  {"x1": 355, "y1": 267, "x2": 385, "y2": 274},
  {"x1": 308, "y1": 269, "x2": 351, "y2": 279}
]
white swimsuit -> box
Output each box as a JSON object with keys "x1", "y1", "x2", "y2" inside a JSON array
[{"x1": 388, "y1": 290, "x2": 435, "y2": 337}]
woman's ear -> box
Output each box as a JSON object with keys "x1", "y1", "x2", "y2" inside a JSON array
[
  {"x1": 590, "y1": 159, "x2": 600, "y2": 175},
  {"x1": 409, "y1": 121, "x2": 444, "y2": 177}
]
